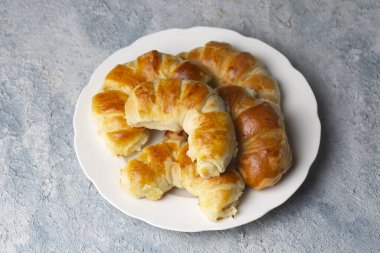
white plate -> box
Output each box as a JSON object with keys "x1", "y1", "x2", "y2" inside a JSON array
[{"x1": 73, "y1": 27, "x2": 321, "y2": 232}]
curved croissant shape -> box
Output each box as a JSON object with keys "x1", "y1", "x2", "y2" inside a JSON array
[
  {"x1": 120, "y1": 134, "x2": 245, "y2": 221},
  {"x1": 179, "y1": 41, "x2": 292, "y2": 189},
  {"x1": 124, "y1": 78, "x2": 237, "y2": 178},
  {"x1": 103, "y1": 50, "x2": 211, "y2": 94},
  {"x1": 218, "y1": 86, "x2": 292, "y2": 189},
  {"x1": 178, "y1": 41, "x2": 280, "y2": 105},
  {"x1": 92, "y1": 90, "x2": 149, "y2": 156},
  {"x1": 92, "y1": 50, "x2": 211, "y2": 156}
]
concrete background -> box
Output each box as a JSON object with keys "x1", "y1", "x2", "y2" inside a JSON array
[{"x1": 1, "y1": 0, "x2": 379, "y2": 252}]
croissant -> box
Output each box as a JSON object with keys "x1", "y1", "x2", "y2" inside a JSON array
[
  {"x1": 180, "y1": 41, "x2": 292, "y2": 189},
  {"x1": 218, "y1": 86, "x2": 292, "y2": 189},
  {"x1": 92, "y1": 50, "x2": 211, "y2": 156},
  {"x1": 92, "y1": 90, "x2": 149, "y2": 156},
  {"x1": 120, "y1": 132, "x2": 245, "y2": 221},
  {"x1": 178, "y1": 41, "x2": 280, "y2": 105},
  {"x1": 103, "y1": 50, "x2": 211, "y2": 94},
  {"x1": 124, "y1": 78, "x2": 237, "y2": 178}
]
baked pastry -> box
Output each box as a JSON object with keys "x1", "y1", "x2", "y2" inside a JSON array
[
  {"x1": 92, "y1": 50, "x2": 211, "y2": 156},
  {"x1": 179, "y1": 41, "x2": 292, "y2": 189},
  {"x1": 218, "y1": 86, "x2": 292, "y2": 189},
  {"x1": 92, "y1": 90, "x2": 149, "y2": 156},
  {"x1": 120, "y1": 131, "x2": 245, "y2": 221},
  {"x1": 178, "y1": 41, "x2": 280, "y2": 104},
  {"x1": 103, "y1": 50, "x2": 211, "y2": 94},
  {"x1": 124, "y1": 78, "x2": 237, "y2": 178}
]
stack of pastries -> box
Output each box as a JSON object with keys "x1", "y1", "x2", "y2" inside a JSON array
[{"x1": 92, "y1": 41, "x2": 292, "y2": 221}]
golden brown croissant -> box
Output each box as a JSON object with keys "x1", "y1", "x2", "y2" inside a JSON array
[
  {"x1": 92, "y1": 90, "x2": 149, "y2": 156},
  {"x1": 92, "y1": 50, "x2": 211, "y2": 156},
  {"x1": 179, "y1": 41, "x2": 292, "y2": 189},
  {"x1": 218, "y1": 86, "x2": 292, "y2": 189},
  {"x1": 178, "y1": 41, "x2": 280, "y2": 105},
  {"x1": 124, "y1": 78, "x2": 237, "y2": 178},
  {"x1": 119, "y1": 132, "x2": 245, "y2": 221},
  {"x1": 103, "y1": 50, "x2": 211, "y2": 94}
]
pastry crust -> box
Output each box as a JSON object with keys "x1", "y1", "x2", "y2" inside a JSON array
[
  {"x1": 125, "y1": 79, "x2": 237, "y2": 178},
  {"x1": 103, "y1": 50, "x2": 211, "y2": 94},
  {"x1": 180, "y1": 41, "x2": 292, "y2": 189},
  {"x1": 92, "y1": 50, "x2": 211, "y2": 156},
  {"x1": 120, "y1": 135, "x2": 245, "y2": 221},
  {"x1": 178, "y1": 41, "x2": 280, "y2": 104},
  {"x1": 218, "y1": 86, "x2": 292, "y2": 189},
  {"x1": 92, "y1": 90, "x2": 149, "y2": 156}
]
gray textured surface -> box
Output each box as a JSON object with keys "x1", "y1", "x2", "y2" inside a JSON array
[{"x1": 1, "y1": 0, "x2": 379, "y2": 252}]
